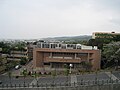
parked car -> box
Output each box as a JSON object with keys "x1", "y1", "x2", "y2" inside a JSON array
[{"x1": 15, "y1": 65, "x2": 21, "y2": 70}]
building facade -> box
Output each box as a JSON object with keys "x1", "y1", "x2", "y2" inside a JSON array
[
  {"x1": 33, "y1": 43, "x2": 101, "y2": 70},
  {"x1": 7, "y1": 47, "x2": 28, "y2": 61}
]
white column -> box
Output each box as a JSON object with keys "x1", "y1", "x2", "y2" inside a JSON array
[
  {"x1": 66, "y1": 44, "x2": 67, "y2": 49},
  {"x1": 76, "y1": 45, "x2": 77, "y2": 49},
  {"x1": 41, "y1": 43, "x2": 42, "y2": 48},
  {"x1": 49, "y1": 43, "x2": 51, "y2": 48},
  {"x1": 57, "y1": 44, "x2": 59, "y2": 48}
]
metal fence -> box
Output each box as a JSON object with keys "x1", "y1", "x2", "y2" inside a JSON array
[
  {"x1": 0, "y1": 79, "x2": 120, "y2": 90},
  {"x1": 0, "y1": 84, "x2": 120, "y2": 90}
]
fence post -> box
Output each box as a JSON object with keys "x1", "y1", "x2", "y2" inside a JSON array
[
  {"x1": 116, "y1": 79, "x2": 118, "y2": 83},
  {"x1": 32, "y1": 83, "x2": 34, "y2": 87},
  {"x1": 92, "y1": 80, "x2": 94, "y2": 85},
  {"x1": 102, "y1": 80, "x2": 104, "y2": 85},
  {"x1": 41, "y1": 83, "x2": 43, "y2": 87},
  {"x1": 88, "y1": 80, "x2": 90, "y2": 85},
  {"x1": 24, "y1": 82, "x2": 25, "y2": 87},
  {"x1": 19, "y1": 84, "x2": 20, "y2": 88},
  {"x1": 95, "y1": 77, "x2": 97, "y2": 85},
  {"x1": 6, "y1": 84, "x2": 8, "y2": 88},
  {"x1": 74, "y1": 82, "x2": 75, "y2": 86},
  {"x1": 110, "y1": 78, "x2": 112, "y2": 83},
  {"x1": 37, "y1": 83, "x2": 39, "y2": 87},
  {"x1": 111, "y1": 79, "x2": 113, "y2": 84},
  {"x1": 54, "y1": 82, "x2": 56, "y2": 87},
  {"x1": 60, "y1": 82, "x2": 61, "y2": 86},
  {"x1": 81, "y1": 79, "x2": 83, "y2": 85},
  {"x1": 10, "y1": 84, "x2": 12, "y2": 88},
  {"x1": 28, "y1": 83, "x2": 29, "y2": 87},
  {"x1": 83, "y1": 80, "x2": 85, "y2": 85},
  {"x1": 106, "y1": 79, "x2": 108, "y2": 84},
  {"x1": 15, "y1": 84, "x2": 16, "y2": 88},
  {"x1": 2, "y1": 84, "x2": 4, "y2": 88},
  {"x1": 98, "y1": 80, "x2": 99, "y2": 85},
  {"x1": 45, "y1": 84, "x2": 47, "y2": 90}
]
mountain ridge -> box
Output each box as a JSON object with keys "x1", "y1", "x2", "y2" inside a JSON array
[{"x1": 42, "y1": 35, "x2": 92, "y2": 41}]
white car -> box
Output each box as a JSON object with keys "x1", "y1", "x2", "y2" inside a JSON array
[{"x1": 15, "y1": 65, "x2": 21, "y2": 70}]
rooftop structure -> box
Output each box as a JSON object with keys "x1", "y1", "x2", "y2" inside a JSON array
[{"x1": 36, "y1": 42, "x2": 98, "y2": 50}]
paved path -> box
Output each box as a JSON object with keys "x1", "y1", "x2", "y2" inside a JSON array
[
  {"x1": 105, "y1": 72, "x2": 119, "y2": 81},
  {"x1": 12, "y1": 60, "x2": 34, "y2": 76},
  {"x1": 71, "y1": 75, "x2": 77, "y2": 86}
]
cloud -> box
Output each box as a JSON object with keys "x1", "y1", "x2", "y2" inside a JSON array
[{"x1": 0, "y1": 0, "x2": 120, "y2": 39}]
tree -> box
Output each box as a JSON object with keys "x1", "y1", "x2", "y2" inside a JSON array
[
  {"x1": 102, "y1": 41, "x2": 120, "y2": 68},
  {"x1": 112, "y1": 34, "x2": 120, "y2": 42},
  {"x1": 22, "y1": 68, "x2": 27, "y2": 86},
  {"x1": 20, "y1": 58, "x2": 27, "y2": 65},
  {"x1": 87, "y1": 39, "x2": 103, "y2": 49},
  {"x1": 64, "y1": 64, "x2": 69, "y2": 85},
  {"x1": 0, "y1": 42, "x2": 11, "y2": 54},
  {"x1": 34, "y1": 71, "x2": 38, "y2": 86},
  {"x1": 80, "y1": 61, "x2": 92, "y2": 71}
]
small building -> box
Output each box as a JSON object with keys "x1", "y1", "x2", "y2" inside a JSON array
[{"x1": 92, "y1": 32, "x2": 120, "y2": 39}]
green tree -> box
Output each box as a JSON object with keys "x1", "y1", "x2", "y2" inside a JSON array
[
  {"x1": 80, "y1": 61, "x2": 92, "y2": 71},
  {"x1": 0, "y1": 42, "x2": 11, "y2": 54},
  {"x1": 22, "y1": 68, "x2": 27, "y2": 86},
  {"x1": 34, "y1": 72, "x2": 38, "y2": 86},
  {"x1": 20, "y1": 58, "x2": 27, "y2": 65},
  {"x1": 102, "y1": 41, "x2": 120, "y2": 68},
  {"x1": 112, "y1": 34, "x2": 120, "y2": 42},
  {"x1": 64, "y1": 64, "x2": 69, "y2": 85},
  {"x1": 87, "y1": 39, "x2": 103, "y2": 49}
]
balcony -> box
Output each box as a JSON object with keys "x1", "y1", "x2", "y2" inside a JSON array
[{"x1": 45, "y1": 57, "x2": 81, "y2": 63}]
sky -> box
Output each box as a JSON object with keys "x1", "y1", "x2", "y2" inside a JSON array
[{"x1": 0, "y1": 0, "x2": 120, "y2": 39}]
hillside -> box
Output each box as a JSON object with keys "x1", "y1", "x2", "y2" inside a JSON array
[{"x1": 43, "y1": 35, "x2": 92, "y2": 42}]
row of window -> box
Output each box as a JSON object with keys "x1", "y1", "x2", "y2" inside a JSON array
[
  {"x1": 37, "y1": 43, "x2": 81, "y2": 49},
  {"x1": 52, "y1": 52, "x2": 88, "y2": 55}
]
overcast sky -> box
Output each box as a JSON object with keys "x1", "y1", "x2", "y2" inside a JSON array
[{"x1": 0, "y1": 0, "x2": 120, "y2": 39}]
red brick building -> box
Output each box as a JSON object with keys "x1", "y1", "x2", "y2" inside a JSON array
[{"x1": 33, "y1": 43, "x2": 101, "y2": 70}]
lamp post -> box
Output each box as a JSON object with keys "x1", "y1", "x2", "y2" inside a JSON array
[{"x1": 69, "y1": 64, "x2": 73, "y2": 74}]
